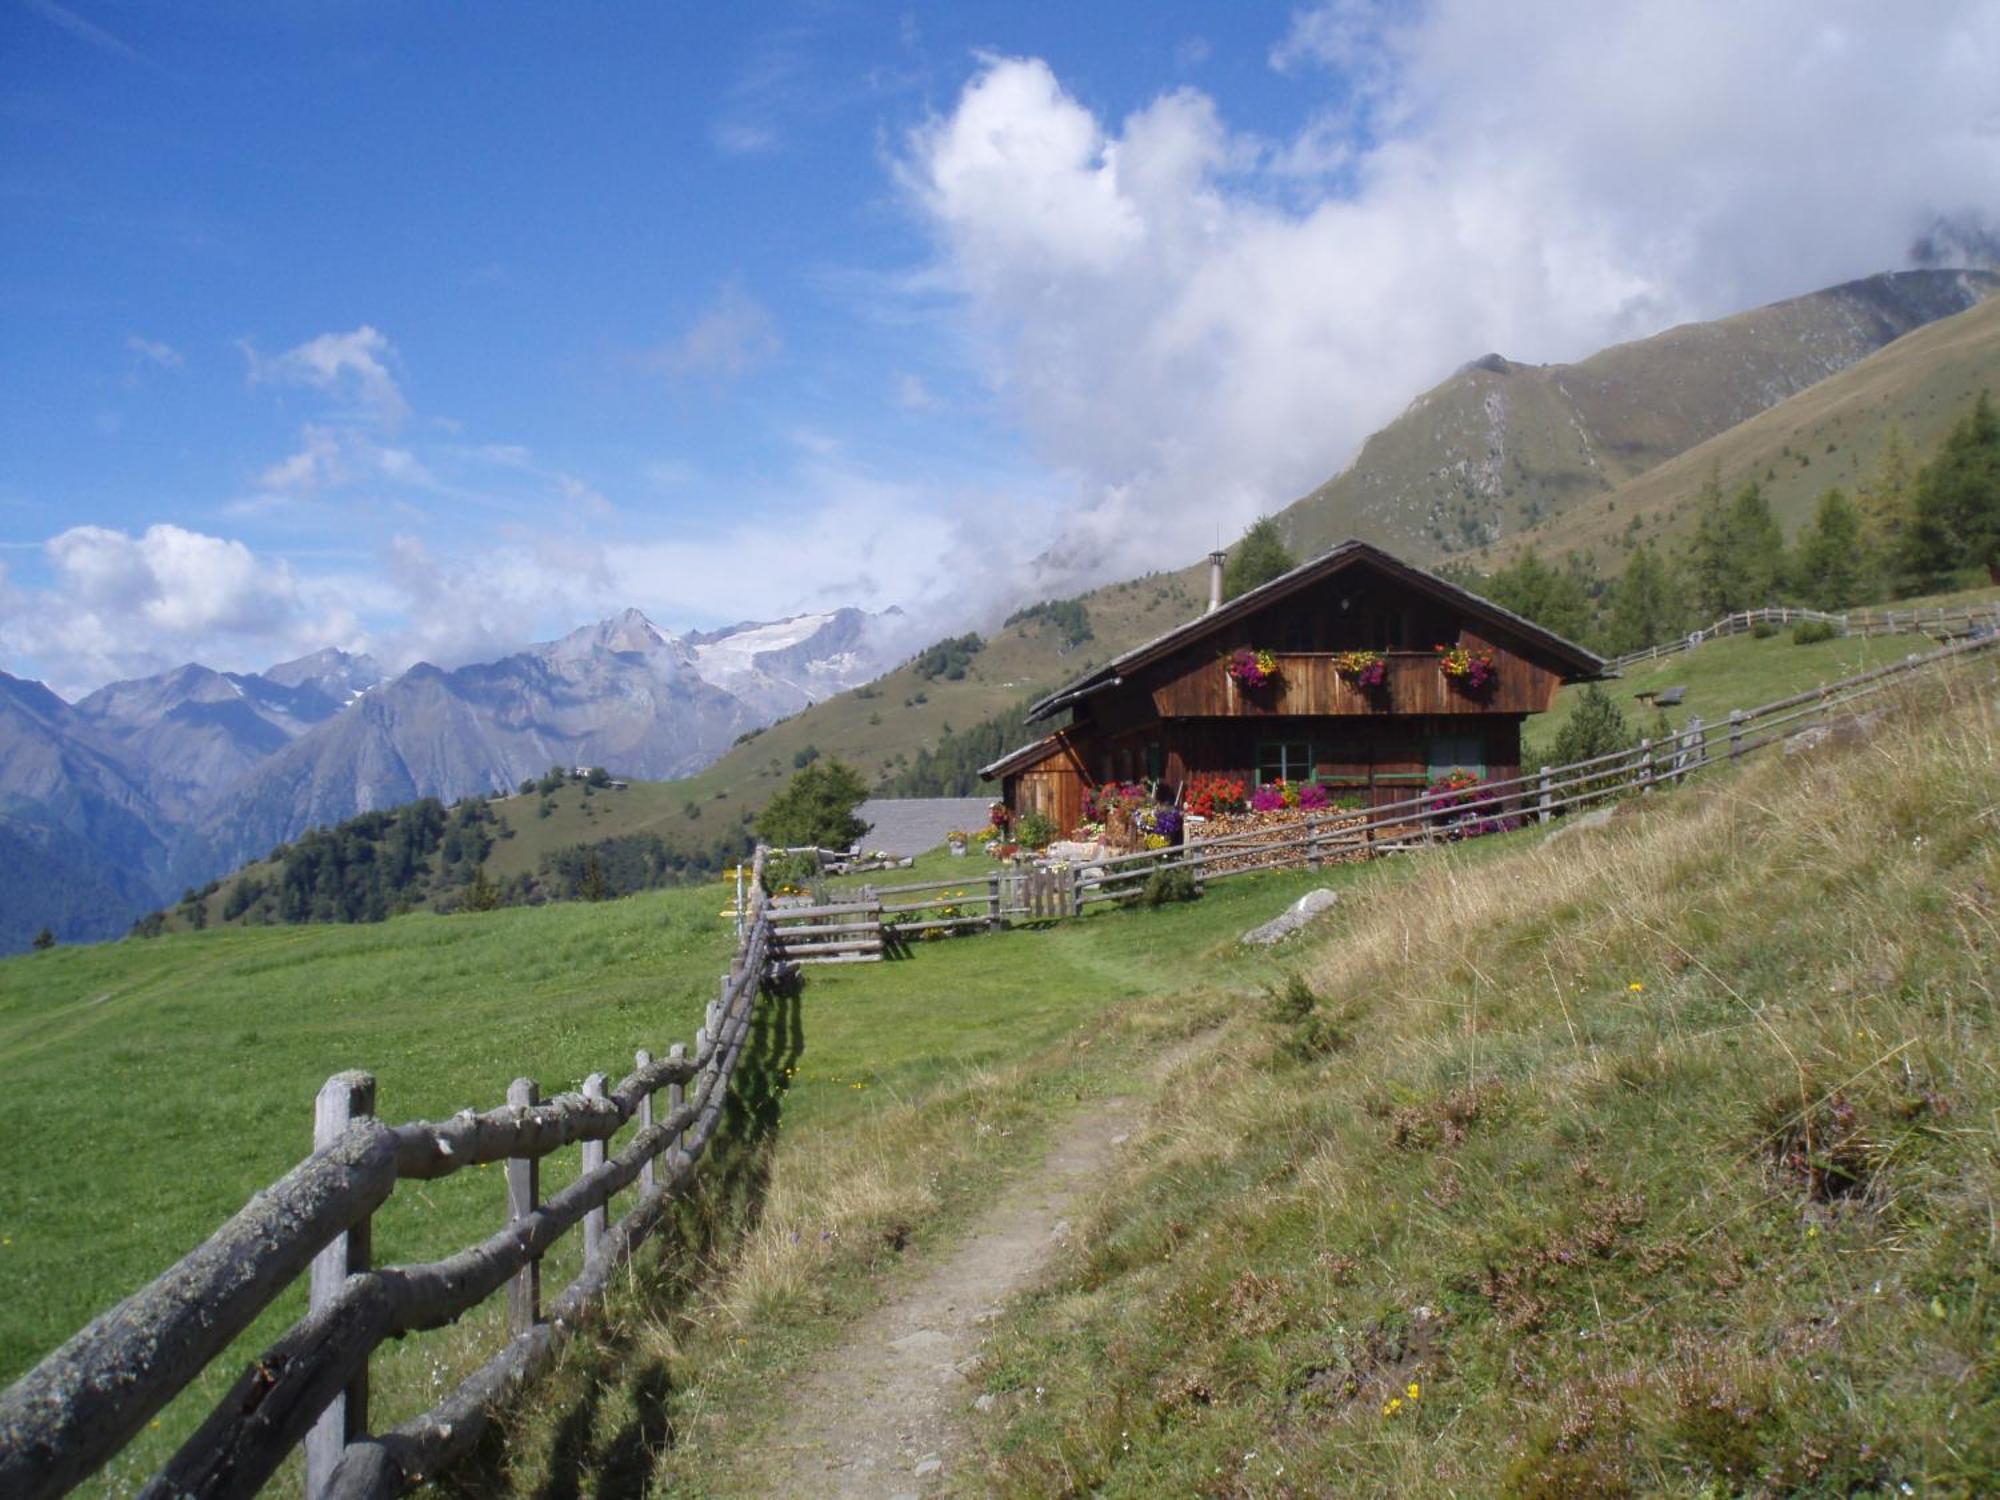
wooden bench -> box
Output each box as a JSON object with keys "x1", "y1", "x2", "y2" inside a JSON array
[{"x1": 1635, "y1": 685, "x2": 1686, "y2": 707}]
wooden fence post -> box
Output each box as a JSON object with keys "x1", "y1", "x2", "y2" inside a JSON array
[
  {"x1": 506, "y1": 1077, "x2": 541, "y2": 1335},
  {"x1": 667, "y1": 1043, "x2": 687, "y2": 1160},
  {"x1": 1306, "y1": 819, "x2": 1322, "y2": 871},
  {"x1": 635, "y1": 1049, "x2": 655, "y2": 1195},
  {"x1": 305, "y1": 1071, "x2": 375, "y2": 1499},
  {"x1": 1729, "y1": 709, "x2": 1745, "y2": 759},
  {"x1": 986, "y1": 873, "x2": 1002, "y2": 933},
  {"x1": 1537, "y1": 766, "x2": 1552, "y2": 824},
  {"x1": 1638, "y1": 738, "x2": 1653, "y2": 793},
  {"x1": 1684, "y1": 715, "x2": 1705, "y2": 777},
  {"x1": 581, "y1": 1073, "x2": 608, "y2": 1267}
]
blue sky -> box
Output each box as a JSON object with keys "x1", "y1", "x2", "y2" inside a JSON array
[{"x1": 3, "y1": 1, "x2": 1997, "y2": 693}]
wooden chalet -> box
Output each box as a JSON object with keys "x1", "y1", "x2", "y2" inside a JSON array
[{"x1": 982, "y1": 539, "x2": 1604, "y2": 833}]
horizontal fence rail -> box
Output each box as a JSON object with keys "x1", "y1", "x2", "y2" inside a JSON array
[
  {"x1": 1605, "y1": 600, "x2": 2000, "y2": 673},
  {"x1": 808, "y1": 628, "x2": 2000, "y2": 931},
  {"x1": 0, "y1": 852, "x2": 782, "y2": 1500}
]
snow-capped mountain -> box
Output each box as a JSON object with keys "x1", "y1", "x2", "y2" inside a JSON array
[{"x1": 0, "y1": 605, "x2": 898, "y2": 946}]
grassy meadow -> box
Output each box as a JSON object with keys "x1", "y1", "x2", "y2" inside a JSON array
[{"x1": 6, "y1": 630, "x2": 1997, "y2": 1494}]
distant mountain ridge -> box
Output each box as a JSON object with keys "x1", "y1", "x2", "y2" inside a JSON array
[
  {"x1": 1273, "y1": 268, "x2": 1999, "y2": 561},
  {"x1": 7, "y1": 265, "x2": 1994, "y2": 952},
  {"x1": 0, "y1": 607, "x2": 896, "y2": 948}
]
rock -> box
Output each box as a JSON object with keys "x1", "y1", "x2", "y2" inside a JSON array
[
  {"x1": 915, "y1": 1454, "x2": 943, "y2": 1478},
  {"x1": 974, "y1": 1393, "x2": 997, "y2": 1413},
  {"x1": 1541, "y1": 806, "x2": 1615, "y2": 848},
  {"x1": 1240, "y1": 888, "x2": 1341, "y2": 946}
]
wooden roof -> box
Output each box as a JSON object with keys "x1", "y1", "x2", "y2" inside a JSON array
[
  {"x1": 977, "y1": 727, "x2": 1089, "y2": 781},
  {"x1": 1025, "y1": 539, "x2": 1605, "y2": 724}
]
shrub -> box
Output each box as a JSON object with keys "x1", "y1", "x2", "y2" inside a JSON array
[
  {"x1": 1751, "y1": 620, "x2": 1780, "y2": 639},
  {"x1": 756, "y1": 759, "x2": 870, "y2": 850},
  {"x1": 1140, "y1": 866, "x2": 1197, "y2": 907},
  {"x1": 1265, "y1": 973, "x2": 1347, "y2": 1061},
  {"x1": 1015, "y1": 811, "x2": 1058, "y2": 850},
  {"x1": 1792, "y1": 618, "x2": 1838, "y2": 645}
]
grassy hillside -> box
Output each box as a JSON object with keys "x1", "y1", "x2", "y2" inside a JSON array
[
  {"x1": 1480, "y1": 291, "x2": 2000, "y2": 572},
  {"x1": 502, "y1": 656, "x2": 1997, "y2": 1497},
  {"x1": 953, "y1": 665, "x2": 2000, "y2": 1495},
  {"x1": 0, "y1": 822, "x2": 1346, "y2": 1491},
  {"x1": 1274, "y1": 270, "x2": 1996, "y2": 567}
]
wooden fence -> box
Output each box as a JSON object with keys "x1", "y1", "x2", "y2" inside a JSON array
[
  {"x1": 1606, "y1": 600, "x2": 2000, "y2": 673},
  {"x1": 0, "y1": 852, "x2": 783, "y2": 1500},
  {"x1": 803, "y1": 627, "x2": 2000, "y2": 934}
]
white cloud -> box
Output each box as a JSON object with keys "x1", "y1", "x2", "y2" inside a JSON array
[
  {"x1": 125, "y1": 334, "x2": 184, "y2": 370},
  {"x1": 894, "y1": 372, "x2": 940, "y2": 410},
  {"x1": 637, "y1": 282, "x2": 781, "y2": 384},
  {"x1": 2, "y1": 524, "x2": 361, "y2": 692},
  {"x1": 243, "y1": 325, "x2": 408, "y2": 425},
  {"x1": 713, "y1": 120, "x2": 780, "y2": 155},
  {"x1": 902, "y1": 6, "x2": 2000, "y2": 580}
]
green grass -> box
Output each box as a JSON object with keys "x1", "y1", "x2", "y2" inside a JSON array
[
  {"x1": 957, "y1": 666, "x2": 2000, "y2": 1495},
  {"x1": 0, "y1": 810, "x2": 1368, "y2": 1492},
  {"x1": 1523, "y1": 625, "x2": 1966, "y2": 768}
]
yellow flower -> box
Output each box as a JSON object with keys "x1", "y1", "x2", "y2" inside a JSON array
[
  {"x1": 1383, "y1": 1396, "x2": 1403, "y2": 1416},
  {"x1": 1407, "y1": 1380, "x2": 1421, "y2": 1400},
  {"x1": 1628, "y1": 982, "x2": 1645, "y2": 992}
]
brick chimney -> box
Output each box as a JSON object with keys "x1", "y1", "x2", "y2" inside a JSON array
[{"x1": 1207, "y1": 550, "x2": 1227, "y2": 614}]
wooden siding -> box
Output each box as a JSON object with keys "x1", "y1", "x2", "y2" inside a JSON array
[
  {"x1": 1001, "y1": 731, "x2": 1092, "y2": 833},
  {"x1": 1147, "y1": 644, "x2": 1561, "y2": 719},
  {"x1": 1130, "y1": 714, "x2": 1522, "y2": 805}
]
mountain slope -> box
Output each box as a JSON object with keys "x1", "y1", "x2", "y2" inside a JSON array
[
  {"x1": 1479, "y1": 283, "x2": 2000, "y2": 569},
  {"x1": 178, "y1": 622, "x2": 768, "y2": 878},
  {"x1": 71, "y1": 651, "x2": 382, "y2": 819},
  {"x1": 1273, "y1": 268, "x2": 1997, "y2": 562},
  {"x1": 0, "y1": 671, "x2": 174, "y2": 948}
]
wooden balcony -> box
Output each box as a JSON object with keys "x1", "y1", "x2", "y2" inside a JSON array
[{"x1": 1150, "y1": 649, "x2": 1560, "y2": 718}]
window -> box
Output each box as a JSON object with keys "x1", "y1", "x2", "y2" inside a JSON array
[
  {"x1": 1427, "y1": 734, "x2": 1485, "y2": 779},
  {"x1": 1145, "y1": 741, "x2": 1166, "y2": 779},
  {"x1": 1257, "y1": 741, "x2": 1316, "y2": 784}
]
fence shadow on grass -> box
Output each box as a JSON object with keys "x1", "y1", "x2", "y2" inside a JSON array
[{"x1": 438, "y1": 973, "x2": 807, "y2": 1500}]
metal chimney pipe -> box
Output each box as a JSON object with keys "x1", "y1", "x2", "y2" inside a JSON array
[{"x1": 1207, "y1": 550, "x2": 1227, "y2": 614}]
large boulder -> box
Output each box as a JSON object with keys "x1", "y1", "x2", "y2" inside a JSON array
[{"x1": 1242, "y1": 888, "x2": 1341, "y2": 946}]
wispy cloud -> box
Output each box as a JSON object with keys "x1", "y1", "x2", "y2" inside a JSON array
[
  {"x1": 636, "y1": 282, "x2": 780, "y2": 385},
  {"x1": 124, "y1": 333, "x2": 183, "y2": 370},
  {"x1": 24, "y1": 0, "x2": 150, "y2": 67},
  {"x1": 242, "y1": 325, "x2": 408, "y2": 426}
]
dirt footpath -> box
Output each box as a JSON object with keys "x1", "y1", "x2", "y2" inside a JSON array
[{"x1": 762, "y1": 1038, "x2": 1203, "y2": 1497}]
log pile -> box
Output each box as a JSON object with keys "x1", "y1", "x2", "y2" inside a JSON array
[{"x1": 1196, "y1": 809, "x2": 1370, "y2": 876}]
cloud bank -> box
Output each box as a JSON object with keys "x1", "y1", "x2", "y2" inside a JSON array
[{"x1": 900, "y1": 0, "x2": 2000, "y2": 578}]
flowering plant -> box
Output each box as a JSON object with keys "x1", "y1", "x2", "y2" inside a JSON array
[
  {"x1": 1422, "y1": 769, "x2": 1518, "y2": 838},
  {"x1": 1250, "y1": 781, "x2": 1290, "y2": 812},
  {"x1": 1225, "y1": 647, "x2": 1279, "y2": 689},
  {"x1": 1334, "y1": 649, "x2": 1388, "y2": 689},
  {"x1": 1082, "y1": 780, "x2": 1150, "y2": 822},
  {"x1": 1186, "y1": 772, "x2": 1248, "y2": 817},
  {"x1": 988, "y1": 801, "x2": 1014, "y2": 831},
  {"x1": 1135, "y1": 805, "x2": 1183, "y2": 841},
  {"x1": 1436, "y1": 643, "x2": 1498, "y2": 692}
]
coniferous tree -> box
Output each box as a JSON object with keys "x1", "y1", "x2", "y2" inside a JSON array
[
  {"x1": 1855, "y1": 424, "x2": 1915, "y2": 588},
  {"x1": 1481, "y1": 548, "x2": 1595, "y2": 644},
  {"x1": 1608, "y1": 543, "x2": 1677, "y2": 652},
  {"x1": 1726, "y1": 480, "x2": 1787, "y2": 606},
  {"x1": 1793, "y1": 487, "x2": 1867, "y2": 609},
  {"x1": 1902, "y1": 390, "x2": 2000, "y2": 588},
  {"x1": 1684, "y1": 467, "x2": 1734, "y2": 617},
  {"x1": 31, "y1": 925, "x2": 55, "y2": 951},
  {"x1": 1223, "y1": 518, "x2": 1298, "y2": 600}
]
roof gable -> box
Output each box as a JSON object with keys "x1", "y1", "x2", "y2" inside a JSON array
[{"x1": 1026, "y1": 539, "x2": 1604, "y2": 723}]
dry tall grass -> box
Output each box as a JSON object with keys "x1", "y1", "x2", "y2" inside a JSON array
[{"x1": 969, "y1": 667, "x2": 2000, "y2": 1496}]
